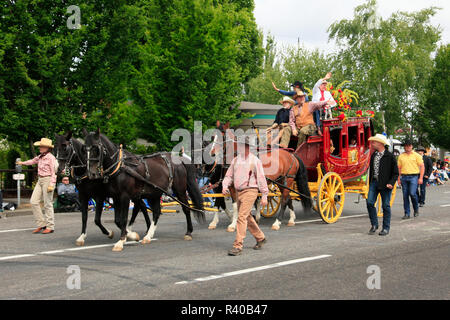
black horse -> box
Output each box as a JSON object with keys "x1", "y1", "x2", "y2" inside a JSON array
[
  {"x1": 84, "y1": 129, "x2": 205, "y2": 252},
  {"x1": 55, "y1": 132, "x2": 151, "y2": 246}
]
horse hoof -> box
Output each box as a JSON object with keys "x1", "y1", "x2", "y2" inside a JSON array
[
  {"x1": 208, "y1": 225, "x2": 217, "y2": 230},
  {"x1": 75, "y1": 240, "x2": 85, "y2": 246},
  {"x1": 112, "y1": 246, "x2": 123, "y2": 252},
  {"x1": 287, "y1": 222, "x2": 295, "y2": 227},
  {"x1": 127, "y1": 232, "x2": 140, "y2": 242},
  {"x1": 271, "y1": 225, "x2": 280, "y2": 231},
  {"x1": 108, "y1": 231, "x2": 114, "y2": 239},
  {"x1": 184, "y1": 235, "x2": 193, "y2": 241},
  {"x1": 227, "y1": 227, "x2": 235, "y2": 233},
  {"x1": 141, "y1": 238, "x2": 151, "y2": 245}
]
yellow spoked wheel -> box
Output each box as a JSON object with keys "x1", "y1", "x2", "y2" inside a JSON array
[
  {"x1": 317, "y1": 172, "x2": 345, "y2": 224},
  {"x1": 260, "y1": 183, "x2": 281, "y2": 218},
  {"x1": 376, "y1": 183, "x2": 397, "y2": 217}
]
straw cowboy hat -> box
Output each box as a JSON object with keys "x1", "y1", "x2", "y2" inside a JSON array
[
  {"x1": 293, "y1": 89, "x2": 306, "y2": 99},
  {"x1": 33, "y1": 137, "x2": 54, "y2": 148},
  {"x1": 368, "y1": 134, "x2": 390, "y2": 147},
  {"x1": 279, "y1": 96, "x2": 295, "y2": 106}
]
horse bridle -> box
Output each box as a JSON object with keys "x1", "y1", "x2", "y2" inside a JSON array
[
  {"x1": 86, "y1": 139, "x2": 124, "y2": 182},
  {"x1": 86, "y1": 141, "x2": 106, "y2": 177},
  {"x1": 56, "y1": 139, "x2": 86, "y2": 177}
]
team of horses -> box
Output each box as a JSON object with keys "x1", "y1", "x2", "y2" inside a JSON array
[{"x1": 54, "y1": 123, "x2": 312, "y2": 252}]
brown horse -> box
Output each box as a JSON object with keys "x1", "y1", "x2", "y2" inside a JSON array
[{"x1": 210, "y1": 126, "x2": 312, "y2": 230}]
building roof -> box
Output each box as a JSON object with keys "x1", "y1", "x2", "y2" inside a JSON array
[{"x1": 239, "y1": 101, "x2": 279, "y2": 112}]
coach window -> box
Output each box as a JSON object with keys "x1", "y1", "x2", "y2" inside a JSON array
[{"x1": 330, "y1": 127, "x2": 342, "y2": 158}]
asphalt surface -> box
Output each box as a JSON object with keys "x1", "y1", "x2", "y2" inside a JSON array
[{"x1": 0, "y1": 184, "x2": 449, "y2": 300}]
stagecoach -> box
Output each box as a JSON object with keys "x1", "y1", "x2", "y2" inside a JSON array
[{"x1": 259, "y1": 116, "x2": 398, "y2": 223}]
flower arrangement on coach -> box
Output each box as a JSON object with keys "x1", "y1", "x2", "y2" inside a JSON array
[{"x1": 325, "y1": 80, "x2": 375, "y2": 121}]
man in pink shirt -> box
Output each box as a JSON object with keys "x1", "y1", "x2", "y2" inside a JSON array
[
  {"x1": 222, "y1": 137, "x2": 269, "y2": 256},
  {"x1": 17, "y1": 138, "x2": 57, "y2": 234}
]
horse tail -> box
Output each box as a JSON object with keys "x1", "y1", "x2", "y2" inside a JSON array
[
  {"x1": 293, "y1": 154, "x2": 312, "y2": 212},
  {"x1": 183, "y1": 163, "x2": 206, "y2": 225}
]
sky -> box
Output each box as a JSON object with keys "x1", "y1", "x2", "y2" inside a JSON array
[{"x1": 253, "y1": 0, "x2": 450, "y2": 52}]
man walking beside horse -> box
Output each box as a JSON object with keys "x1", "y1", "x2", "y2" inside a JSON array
[{"x1": 222, "y1": 137, "x2": 268, "y2": 256}]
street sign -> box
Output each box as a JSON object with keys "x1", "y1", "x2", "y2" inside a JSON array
[{"x1": 13, "y1": 173, "x2": 25, "y2": 180}]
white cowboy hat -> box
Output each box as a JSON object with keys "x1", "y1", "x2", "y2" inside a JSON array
[
  {"x1": 33, "y1": 137, "x2": 54, "y2": 148},
  {"x1": 279, "y1": 96, "x2": 295, "y2": 106},
  {"x1": 368, "y1": 134, "x2": 390, "y2": 147}
]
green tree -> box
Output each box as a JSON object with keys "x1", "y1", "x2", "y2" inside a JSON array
[
  {"x1": 0, "y1": 0, "x2": 85, "y2": 156},
  {"x1": 328, "y1": 0, "x2": 441, "y2": 135},
  {"x1": 416, "y1": 44, "x2": 450, "y2": 149},
  {"x1": 0, "y1": 0, "x2": 263, "y2": 152}
]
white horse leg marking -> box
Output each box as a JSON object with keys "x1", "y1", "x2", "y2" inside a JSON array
[
  {"x1": 75, "y1": 233, "x2": 86, "y2": 246},
  {"x1": 287, "y1": 208, "x2": 296, "y2": 227},
  {"x1": 227, "y1": 202, "x2": 238, "y2": 232},
  {"x1": 112, "y1": 238, "x2": 126, "y2": 252},
  {"x1": 208, "y1": 212, "x2": 219, "y2": 230},
  {"x1": 126, "y1": 227, "x2": 140, "y2": 242},
  {"x1": 255, "y1": 199, "x2": 261, "y2": 223},
  {"x1": 224, "y1": 208, "x2": 233, "y2": 220},
  {"x1": 271, "y1": 219, "x2": 281, "y2": 231},
  {"x1": 142, "y1": 221, "x2": 157, "y2": 244}
]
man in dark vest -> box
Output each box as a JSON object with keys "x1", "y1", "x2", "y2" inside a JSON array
[
  {"x1": 416, "y1": 146, "x2": 433, "y2": 207},
  {"x1": 366, "y1": 134, "x2": 399, "y2": 236}
]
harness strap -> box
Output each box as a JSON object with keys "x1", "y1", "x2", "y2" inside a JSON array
[
  {"x1": 122, "y1": 166, "x2": 204, "y2": 214},
  {"x1": 285, "y1": 153, "x2": 298, "y2": 179},
  {"x1": 160, "y1": 154, "x2": 173, "y2": 192}
]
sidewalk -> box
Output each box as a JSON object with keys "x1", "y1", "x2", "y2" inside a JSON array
[{"x1": 1, "y1": 197, "x2": 35, "y2": 218}]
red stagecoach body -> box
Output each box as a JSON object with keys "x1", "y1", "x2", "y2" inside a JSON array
[{"x1": 294, "y1": 117, "x2": 374, "y2": 182}]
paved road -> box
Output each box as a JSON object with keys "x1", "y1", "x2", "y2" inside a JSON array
[{"x1": 0, "y1": 184, "x2": 449, "y2": 300}]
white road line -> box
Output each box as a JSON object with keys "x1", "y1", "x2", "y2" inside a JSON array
[
  {"x1": 175, "y1": 254, "x2": 332, "y2": 285},
  {"x1": 0, "y1": 254, "x2": 37, "y2": 261},
  {"x1": 440, "y1": 204, "x2": 450, "y2": 207},
  {"x1": 0, "y1": 228, "x2": 36, "y2": 234},
  {"x1": 0, "y1": 239, "x2": 158, "y2": 261},
  {"x1": 295, "y1": 214, "x2": 367, "y2": 224}
]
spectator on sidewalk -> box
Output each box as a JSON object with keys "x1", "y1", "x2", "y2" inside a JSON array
[
  {"x1": 397, "y1": 139, "x2": 424, "y2": 219},
  {"x1": 56, "y1": 176, "x2": 80, "y2": 210},
  {"x1": 16, "y1": 138, "x2": 57, "y2": 234},
  {"x1": 416, "y1": 146, "x2": 433, "y2": 207}
]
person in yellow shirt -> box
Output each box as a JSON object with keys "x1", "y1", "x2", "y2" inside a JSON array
[{"x1": 397, "y1": 139, "x2": 424, "y2": 219}]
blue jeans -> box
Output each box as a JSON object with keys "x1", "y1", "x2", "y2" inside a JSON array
[
  {"x1": 366, "y1": 181, "x2": 392, "y2": 231},
  {"x1": 313, "y1": 110, "x2": 321, "y2": 130},
  {"x1": 198, "y1": 177, "x2": 214, "y2": 206},
  {"x1": 416, "y1": 177, "x2": 428, "y2": 205},
  {"x1": 401, "y1": 175, "x2": 419, "y2": 216}
]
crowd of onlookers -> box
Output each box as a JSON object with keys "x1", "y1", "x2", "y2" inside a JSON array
[{"x1": 428, "y1": 160, "x2": 449, "y2": 186}]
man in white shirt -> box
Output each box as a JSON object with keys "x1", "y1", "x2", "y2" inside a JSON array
[{"x1": 312, "y1": 72, "x2": 337, "y2": 134}]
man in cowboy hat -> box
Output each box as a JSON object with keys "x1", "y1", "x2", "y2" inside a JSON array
[
  {"x1": 222, "y1": 136, "x2": 268, "y2": 256},
  {"x1": 415, "y1": 146, "x2": 432, "y2": 208},
  {"x1": 397, "y1": 139, "x2": 424, "y2": 219},
  {"x1": 272, "y1": 80, "x2": 309, "y2": 102},
  {"x1": 266, "y1": 96, "x2": 295, "y2": 147},
  {"x1": 366, "y1": 134, "x2": 399, "y2": 236},
  {"x1": 17, "y1": 138, "x2": 57, "y2": 234},
  {"x1": 312, "y1": 72, "x2": 337, "y2": 134},
  {"x1": 285, "y1": 90, "x2": 333, "y2": 148}
]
